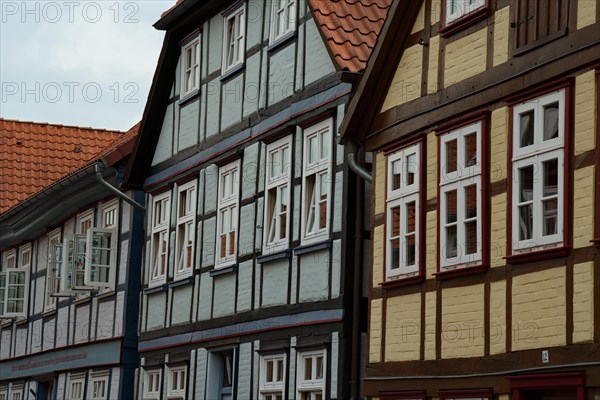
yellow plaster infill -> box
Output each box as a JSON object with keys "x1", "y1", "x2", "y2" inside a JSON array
[
  {"x1": 381, "y1": 44, "x2": 423, "y2": 112},
  {"x1": 573, "y1": 261, "x2": 594, "y2": 343},
  {"x1": 444, "y1": 28, "x2": 487, "y2": 88},
  {"x1": 372, "y1": 225, "x2": 384, "y2": 287},
  {"x1": 425, "y1": 290, "x2": 437, "y2": 360},
  {"x1": 577, "y1": 0, "x2": 597, "y2": 29},
  {"x1": 573, "y1": 166, "x2": 595, "y2": 249},
  {"x1": 512, "y1": 267, "x2": 566, "y2": 351},
  {"x1": 493, "y1": 7, "x2": 510, "y2": 66},
  {"x1": 441, "y1": 283, "x2": 485, "y2": 358},
  {"x1": 370, "y1": 298, "x2": 383, "y2": 363},
  {"x1": 374, "y1": 152, "x2": 386, "y2": 216},
  {"x1": 385, "y1": 292, "x2": 422, "y2": 361},
  {"x1": 490, "y1": 280, "x2": 507, "y2": 354},
  {"x1": 574, "y1": 70, "x2": 597, "y2": 155}
]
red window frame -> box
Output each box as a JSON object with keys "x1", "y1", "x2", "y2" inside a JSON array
[
  {"x1": 439, "y1": 0, "x2": 490, "y2": 38},
  {"x1": 504, "y1": 79, "x2": 573, "y2": 264},
  {"x1": 509, "y1": 371, "x2": 586, "y2": 400},
  {"x1": 434, "y1": 112, "x2": 490, "y2": 280}
]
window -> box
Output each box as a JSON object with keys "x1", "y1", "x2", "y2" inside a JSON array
[
  {"x1": 386, "y1": 143, "x2": 421, "y2": 281},
  {"x1": 88, "y1": 372, "x2": 109, "y2": 400},
  {"x1": 445, "y1": 0, "x2": 486, "y2": 25},
  {"x1": 102, "y1": 200, "x2": 119, "y2": 229},
  {"x1": 9, "y1": 385, "x2": 22, "y2": 400},
  {"x1": 0, "y1": 246, "x2": 30, "y2": 318},
  {"x1": 150, "y1": 192, "x2": 170, "y2": 285},
  {"x1": 167, "y1": 366, "x2": 187, "y2": 400},
  {"x1": 0, "y1": 387, "x2": 6, "y2": 400},
  {"x1": 297, "y1": 350, "x2": 326, "y2": 400},
  {"x1": 68, "y1": 373, "x2": 86, "y2": 400},
  {"x1": 439, "y1": 122, "x2": 483, "y2": 270},
  {"x1": 264, "y1": 137, "x2": 292, "y2": 252},
  {"x1": 259, "y1": 355, "x2": 286, "y2": 400},
  {"x1": 511, "y1": 89, "x2": 565, "y2": 254},
  {"x1": 301, "y1": 119, "x2": 332, "y2": 243},
  {"x1": 144, "y1": 369, "x2": 162, "y2": 400},
  {"x1": 222, "y1": 4, "x2": 245, "y2": 73},
  {"x1": 513, "y1": 0, "x2": 569, "y2": 50},
  {"x1": 216, "y1": 161, "x2": 240, "y2": 268},
  {"x1": 176, "y1": 181, "x2": 196, "y2": 279},
  {"x1": 181, "y1": 36, "x2": 200, "y2": 96},
  {"x1": 270, "y1": 0, "x2": 296, "y2": 43},
  {"x1": 45, "y1": 228, "x2": 61, "y2": 310},
  {"x1": 207, "y1": 349, "x2": 236, "y2": 400},
  {"x1": 84, "y1": 228, "x2": 117, "y2": 288}
]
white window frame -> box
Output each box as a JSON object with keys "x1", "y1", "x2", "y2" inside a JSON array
[
  {"x1": 88, "y1": 371, "x2": 109, "y2": 400},
  {"x1": 0, "y1": 247, "x2": 30, "y2": 319},
  {"x1": 84, "y1": 227, "x2": 118, "y2": 289},
  {"x1": 143, "y1": 368, "x2": 162, "y2": 400},
  {"x1": 102, "y1": 199, "x2": 119, "y2": 229},
  {"x1": 150, "y1": 192, "x2": 171, "y2": 287},
  {"x1": 215, "y1": 160, "x2": 241, "y2": 268},
  {"x1": 445, "y1": 0, "x2": 486, "y2": 25},
  {"x1": 181, "y1": 35, "x2": 200, "y2": 97},
  {"x1": 77, "y1": 209, "x2": 95, "y2": 235},
  {"x1": 175, "y1": 181, "x2": 196, "y2": 280},
  {"x1": 301, "y1": 119, "x2": 333, "y2": 244},
  {"x1": 8, "y1": 385, "x2": 22, "y2": 400},
  {"x1": 45, "y1": 228, "x2": 61, "y2": 311},
  {"x1": 385, "y1": 143, "x2": 421, "y2": 281},
  {"x1": 270, "y1": 0, "x2": 297, "y2": 43},
  {"x1": 222, "y1": 4, "x2": 246, "y2": 73},
  {"x1": 0, "y1": 386, "x2": 6, "y2": 400},
  {"x1": 259, "y1": 354, "x2": 286, "y2": 400},
  {"x1": 264, "y1": 136, "x2": 292, "y2": 253},
  {"x1": 296, "y1": 350, "x2": 326, "y2": 400},
  {"x1": 439, "y1": 122, "x2": 483, "y2": 270},
  {"x1": 167, "y1": 365, "x2": 187, "y2": 400},
  {"x1": 511, "y1": 89, "x2": 565, "y2": 253},
  {"x1": 68, "y1": 372, "x2": 86, "y2": 400}
]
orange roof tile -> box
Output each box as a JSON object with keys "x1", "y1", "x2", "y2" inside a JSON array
[
  {"x1": 0, "y1": 119, "x2": 125, "y2": 215},
  {"x1": 309, "y1": 0, "x2": 392, "y2": 73}
]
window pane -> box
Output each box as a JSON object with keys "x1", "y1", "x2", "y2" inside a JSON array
[
  {"x1": 519, "y1": 204, "x2": 533, "y2": 240},
  {"x1": 465, "y1": 185, "x2": 477, "y2": 219},
  {"x1": 519, "y1": 110, "x2": 534, "y2": 148},
  {"x1": 406, "y1": 153, "x2": 416, "y2": 185},
  {"x1": 519, "y1": 166, "x2": 534, "y2": 202},
  {"x1": 392, "y1": 160, "x2": 401, "y2": 190},
  {"x1": 465, "y1": 220, "x2": 477, "y2": 255},
  {"x1": 304, "y1": 357, "x2": 312, "y2": 380},
  {"x1": 543, "y1": 102, "x2": 559, "y2": 141},
  {"x1": 309, "y1": 136, "x2": 317, "y2": 164},
  {"x1": 446, "y1": 139, "x2": 457, "y2": 173},
  {"x1": 280, "y1": 186, "x2": 288, "y2": 240},
  {"x1": 277, "y1": 359, "x2": 284, "y2": 381},
  {"x1": 543, "y1": 198, "x2": 558, "y2": 236},
  {"x1": 446, "y1": 190, "x2": 457, "y2": 223},
  {"x1": 320, "y1": 131, "x2": 329, "y2": 159},
  {"x1": 406, "y1": 202, "x2": 416, "y2": 234},
  {"x1": 319, "y1": 174, "x2": 328, "y2": 230},
  {"x1": 543, "y1": 158, "x2": 558, "y2": 197},
  {"x1": 464, "y1": 132, "x2": 477, "y2": 167},
  {"x1": 271, "y1": 150, "x2": 280, "y2": 178},
  {"x1": 266, "y1": 360, "x2": 273, "y2": 382},
  {"x1": 446, "y1": 225, "x2": 457, "y2": 258},
  {"x1": 391, "y1": 206, "x2": 400, "y2": 237},
  {"x1": 315, "y1": 356, "x2": 323, "y2": 379}
]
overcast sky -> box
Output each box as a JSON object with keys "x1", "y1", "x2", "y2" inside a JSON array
[{"x1": 0, "y1": 0, "x2": 173, "y2": 131}]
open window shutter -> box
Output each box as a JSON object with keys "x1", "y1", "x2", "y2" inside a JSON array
[
  {"x1": 0, "y1": 272, "x2": 6, "y2": 317},
  {"x1": 73, "y1": 234, "x2": 93, "y2": 290},
  {"x1": 85, "y1": 228, "x2": 117, "y2": 289},
  {"x1": 5, "y1": 268, "x2": 28, "y2": 318}
]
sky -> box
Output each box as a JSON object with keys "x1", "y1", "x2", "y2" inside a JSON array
[{"x1": 0, "y1": 0, "x2": 174, "y2": 131}]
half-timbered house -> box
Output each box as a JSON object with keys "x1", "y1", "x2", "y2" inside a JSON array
[
  {"x1": 124, "y1": 1, "x2": 390, "y2": 399},
  {"x1": 339, "y1": 0, "x2": 600, "y2": 399},
  {"x1": 0, "y1": 120, "x2": 144, "y2": 400}
]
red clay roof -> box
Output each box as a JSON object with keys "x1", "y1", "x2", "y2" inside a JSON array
[
  {"x1": 309, "y1": 0, "x2": 392, "y2": 73},
  {"x1": 0, "y1": 119, "x2": 128, "y2": 215}
]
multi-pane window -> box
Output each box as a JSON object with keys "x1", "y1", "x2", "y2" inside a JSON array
[
  {"x1": 45, "y1": 228, "x2": 61, "y2": 310},
  {"x1": 222, "y1": 4, "x2": 245, "y2": 72},
  {"x1": 168, "y1": 366, "x2": 187, "y2": 400},
  {"x1": 0, "y1": 246, "x2": 29, "y2": 318},
  {"x1": 216, "y1": 161, "x2": 240, "y2": 268},
  {"x1": 264, "y1": 137, "x2": 292, "y2": 252},
  {"x1": 89, "y1": 372, "x2": 109, "y2": 400},
  {"x1": 176, "y1": 181, "x2": 196, "y2": 279},
  {"x1": 297, "y1": 350, "x2": 326, "y2": 400},
  {"x1": 144, "y1": 369, "x2": 162, "y2": 400},
  {"x1": 9, "y1": 386, "x2": 22, "y2": 400},
  {"x1": 181, "y1": 36, "x2": 200, "y2": 96},
  {"x1": 102, "y1": 200, "x2": 119, "y2": 229},
  {"x1": 68, "y1": 373, "x2": 86, "y2": 400},
  {"x1": 270, "y1": 0, "x2": 296, "y2": 42},
  {"x1": 439, "y1": 122, "x2": 482, "y2": 270},
  {"x1": 260, "y1": 355, "x2": 286, "y2": 400},
  {"x1": 150, "y1": 192, "x2": 170, "y2": 285},
  {"x1": 445, "y1": 0, "x2": 486, "y2": 25},
  {"x1": 0, "y1": 387, "x2": 6, "y2": 400},
  {"x1": 302, "y1": 119, "x2": 332, "y2": 243},
  {"x1": 511, "y1": 89, "x2": 565, "y2": 253},
  {"x1": 386, "y1": 143, "x2": 421, "y2": 280}
]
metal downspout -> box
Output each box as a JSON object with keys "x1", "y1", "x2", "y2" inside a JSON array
[{"x1": 95, "y1": 164, "x2": 146, "y2": 212}]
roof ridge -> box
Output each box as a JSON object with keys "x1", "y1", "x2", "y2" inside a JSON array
[{"x1": 0, "y1": 118, "x2": 124, "y2": 134}]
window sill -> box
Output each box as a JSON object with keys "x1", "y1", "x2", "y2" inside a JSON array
[
  {"x1": 179, "y1": 89, "x2": 200, "y2": 106},
  {"x1": 209, "y1": 264, "x2": 238, "y2": 277},
  {"x1": 257, "y1": 249, "x2": 292, "y2": 264},
  {"x1": 220, "y1": 62, "x2": 245, "y2": 82},
  {"x1": 504, "y1": 246, "x2": 570, "y2": 264},
  {"x1": 268, "y1": 30, "x2": 297, "y2": 53},
  {"x1": 95, "y1": 290, "x2": 116, "y2": 300},
  {"x1": 434, "y1": 264, "x2": 487, "y2": 281},
  {"x1": 42, "y1": 308, "x2": 57, "y2": 318},
  {"x1": 73, "y1": 295, "x2": 92, "y2": 305},
  {"x1": 0, "y1": 320, "x2": 12, "y2": 328},
  {"x1": 144, "y1": 284, "x2": 168, "y2": 295},
  {"x1": 15, "y1": 317, "x2": 28, "y2": 326},
  {"x1": 170, "y1": 276, "x2": 194, "y2": 288},
  {"x1": 439, "y1": 6, "x2": 489, "y2": 38},
  {"x1": 381, "y1": 274, "x2": 423, "y2": 289},
  {"x1": 294, "y1": 239, "x2": 333, "y2": 256}
]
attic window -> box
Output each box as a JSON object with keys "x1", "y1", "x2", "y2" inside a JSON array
[
  {"x1": 441, "y1": 0, "x2": 489, "y2": 37},
  {"x1": 181, "y1": 35, "x2": 200, "y2": 97},
  {"x1": 269, "y1": 0, "x2": 297, "y2": 44}
]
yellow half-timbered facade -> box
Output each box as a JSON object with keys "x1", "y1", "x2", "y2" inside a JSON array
[{"x1": 340, "y1": 0, "x2": 599, "y2": 399}]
